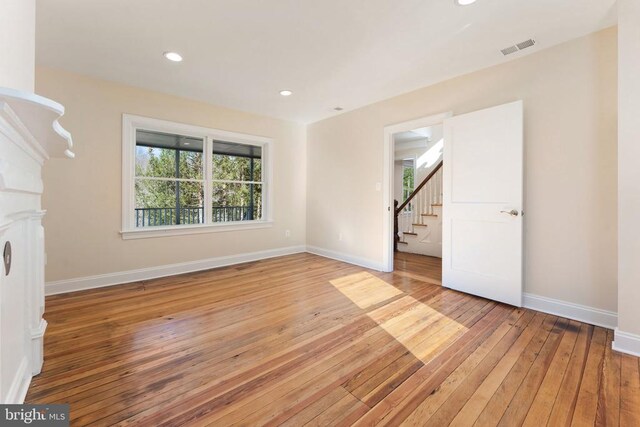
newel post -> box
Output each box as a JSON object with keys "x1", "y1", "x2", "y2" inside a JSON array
[{"x1": 393, "y1": 199, "x2": 399, "y2": 252}]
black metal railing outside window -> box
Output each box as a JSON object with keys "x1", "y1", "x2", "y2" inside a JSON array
[
  {"x1": 135, "y1": 205, "x2": 261, "y2": 227},
  {"x1": 135, "y1": 207, "x2": 204, "y2": 227}
]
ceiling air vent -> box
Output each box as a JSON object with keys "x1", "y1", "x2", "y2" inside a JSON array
[
  {"x1": 516, "y1": 39, "x2": 536, "y2": 50},
  {"x1": 501, "y1": 38, "x2": 536, "y2": 56},
  {"x1": 500, "y1": 46, "x2": 519, "y2": 56}
]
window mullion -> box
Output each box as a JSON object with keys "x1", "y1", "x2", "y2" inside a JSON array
[{"x1": 175, "y1": 148, "x2": 181, "y2": 225}]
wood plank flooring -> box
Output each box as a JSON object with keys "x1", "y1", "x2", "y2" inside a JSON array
[{"x1": 27, "y1": 252, "x2": 640, "y2": 426}]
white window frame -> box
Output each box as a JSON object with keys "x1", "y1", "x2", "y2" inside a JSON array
[{"x1": 121, "y1": 114, "x2": 273, "y2": 240}]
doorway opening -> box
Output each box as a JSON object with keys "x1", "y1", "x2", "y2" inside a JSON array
[
  {"x1": 382, "y1": 112, "x2": 451, "y2": 273},
  {"x1": 394, "y1": 124, "x2": 443, "y2": 254}
]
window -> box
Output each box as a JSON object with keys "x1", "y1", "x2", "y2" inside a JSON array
[
  {"x1": 135, "y1": 130, "x2": 205, "y2": 227},
  {"x1": 122, "y1": 115, "x2": 272, "y2": 239},
  {"x1": 212, "y1": 141, "x2": 263, "y2": 222},
  {"x1": 402, "y1": 159, "x2": 415, "y2": 211}
]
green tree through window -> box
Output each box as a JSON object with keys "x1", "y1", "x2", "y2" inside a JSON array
[
  {"x1": 212, "y1": 154, "x2": 262, "y2": 222},
  {"x1": 402, "y1": 163, "x2": 414, "y2": 211},
  {"x1": 136, "y1": 147, "x2": 204, "y2": 209}
]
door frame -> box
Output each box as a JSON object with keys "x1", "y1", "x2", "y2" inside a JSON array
[{"x1": 382, "y1": 111, "x2": 452, "y2": 272}]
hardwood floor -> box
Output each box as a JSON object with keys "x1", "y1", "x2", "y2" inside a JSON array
[{"x1": 27, "y1": 252, "x2": 639, "y2": 426}]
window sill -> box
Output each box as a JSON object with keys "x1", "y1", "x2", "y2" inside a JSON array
[{"x1": 120, "y1": 220, "x2": 274, "y2": 240}]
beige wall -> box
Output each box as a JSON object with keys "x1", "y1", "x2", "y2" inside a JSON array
[
  {"x1": 36, "y1": 28, "x2": 619, "y2": 313},
  {"x1": 617, "y1": 1, "x2": 640, "y2": 337},
  {"x1": 36, "y1": 67, "x2": 306, "y2": 282},
  {"x1": 0, "y1": 0, "x2": 35, "y2": 92},
  {"x1": 307, "y1": 27, "x2": 618, "y2": 312}
]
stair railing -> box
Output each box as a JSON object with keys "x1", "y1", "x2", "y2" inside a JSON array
[{"x1": 394, "y1": 160, "x2": 443, "y2": 249}]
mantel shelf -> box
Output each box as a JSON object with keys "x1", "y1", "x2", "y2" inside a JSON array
[{"x1": 0, "y1": 86, "x2": 74, "y2": 159}]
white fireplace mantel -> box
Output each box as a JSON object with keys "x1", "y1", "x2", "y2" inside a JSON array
[
  {"x1": 0, "y1": 87, "x2": 74, "y2": 160},
  {"x1": 0, "y1": 86, "x2": 73, "y2": 403}
]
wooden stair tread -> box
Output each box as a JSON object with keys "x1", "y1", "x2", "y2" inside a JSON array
[
  {"x1": 403, "y1": 232, "x2": 417, "y2": 236},
  {"x1": 412, "y1": 223, "x2": 427, "y2": 227},
  {"x1": 421, "y1": 213, "x2": 438, "y2": 217},
  {"x1": 398, "y1": 241, "x2": 408, "y2": 244},
  {"x1": 431, "y1": 203, "x2": 442, "y2": 206}
]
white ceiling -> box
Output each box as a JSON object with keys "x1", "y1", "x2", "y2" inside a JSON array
[
  {"x1": 395, "y1": 127, "x2": 434, "y2": 144},
  {"x1": 35, "y1": 0, "x2": 617, "y2": 124},
  {"x1": 395, "y1": 124, "x2": 444, "y2": 148}
]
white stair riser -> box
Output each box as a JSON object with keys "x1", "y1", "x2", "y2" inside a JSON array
[{"x1": 397, "y1": 168, "x2": 443, "y2": 258}]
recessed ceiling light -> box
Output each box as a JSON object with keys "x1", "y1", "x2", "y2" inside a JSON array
[
  {"x1": 279, "y1": 90, "x2": 293, "y2": 96},
  {"x1": 163, "y1": 51, "x2": 183, "y2": 62},
  {"x1": 334, "y1": 107, "x2": 344, "y2": 111},
  {"x1": 455, "y1": 0, "x2": 477, "y2": 5}
]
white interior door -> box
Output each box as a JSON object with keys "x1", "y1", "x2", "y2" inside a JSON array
[{"x1": 442, "y1": 101, "x2": 523, "y2": 306}]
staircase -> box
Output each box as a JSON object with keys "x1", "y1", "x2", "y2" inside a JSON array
[{"x1": 395, "y1": 161, "x2": 443, "y2": 258}]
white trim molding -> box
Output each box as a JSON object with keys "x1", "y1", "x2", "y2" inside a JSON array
[
  {"x1": 305, "y1": 245, "x2": 384, "y2": 271},
  {"x1": 523, "y1": 293, "x2": 618, "y2": 329},
  {"x1": 4, "y1": 358, "x2": 30, "y2": 404},
  {"x1": 121, "y1": 220, "x2": 273, "y2": 240},
  {"x1": 30, "y1": 319, "x2": 47, "y2": 375},
  {"x1": 613, "y1": 329, "x2": 640, "y2": 357},
  {"x1": 45, "y1": 245, "x2": 306, "y2": 295}
]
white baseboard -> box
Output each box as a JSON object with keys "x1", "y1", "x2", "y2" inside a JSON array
[
  {"x1": 523, "y1": 293, "x2": 618, "y2": 329},
  {"x1": 613, "y1": 329, "x2": 640, "y2": 357},
  {"x1": 30, "y1": 319, "x2": 47, "y2": 375},
  {"x1": 4, "y1": 358, "x2": 30, "y2": 404},
  {"x1": 45, "y1": 245, "x2": 306, "y2": 295},
  {"x1": 305, "y1": 245, "x2": 383, "y2": 271}
]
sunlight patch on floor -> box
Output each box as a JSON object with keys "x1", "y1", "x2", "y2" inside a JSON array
[
  {"x1": 392, "y1": 269, "x2": 442, "y2": 286},
  {"x1": 330, "y1": 272, "x2": 404, "y2": 309},
  {"x1": 330, "y1": 272, "x2": 468, "y2": 362}
]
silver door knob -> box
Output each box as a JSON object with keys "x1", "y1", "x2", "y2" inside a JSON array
[{"x1": 500, "y1": 209, "x2": 519, "y2": 217}]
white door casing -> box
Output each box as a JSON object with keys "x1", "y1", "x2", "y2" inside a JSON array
[{"x1": 442, "y1": 101, "x2": 524, "y2": 307}]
